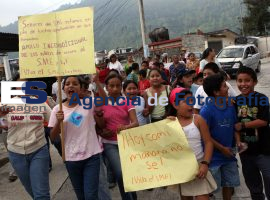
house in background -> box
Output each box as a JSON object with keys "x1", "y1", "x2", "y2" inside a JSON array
[
  {"x1": 205, "y1": 29, "x2": 239, "y2": 53},
  {"x1": 182, "y1": 29, "x2": 239, "y2": 54}
]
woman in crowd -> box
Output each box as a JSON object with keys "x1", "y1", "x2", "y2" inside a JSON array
[
  {"x1": 199, "y1": 48, "x2": 221, "y2": 72},
  {"x1": 108, "y1": 54, "x2": 125, "y2": 77},
  {"x1": 0, "y1": 74, "x2": 52, "y2": 200}
]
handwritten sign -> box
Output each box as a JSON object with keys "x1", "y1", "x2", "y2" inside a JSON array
[
  {"x1": 18, "y1": 7, "x2": 95, "y2": 78},
  {"x1": 118, "y1": 119, "x2": 199, "y2": 192}
]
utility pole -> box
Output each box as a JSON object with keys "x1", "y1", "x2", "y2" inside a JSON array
[
  {"x1": 265, "y1": 24, "x2": 268, "y2": 51},
  {"x1": 240, "y1": 1, "x2": 244, "y2": 36},
  {"x1": 138, "y1": 0, "x2": 149, "y2": 58}
]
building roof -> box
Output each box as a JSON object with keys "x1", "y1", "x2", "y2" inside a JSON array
[
  {"x1": 0, "y1": 32, "x2": 19, "y2": 52},
  {"x1": 148, "y1": 37, "x2": 182, "y2": 47},
  {"x1": 205, "y1": 29, "x2": 239, "y2": 37}
]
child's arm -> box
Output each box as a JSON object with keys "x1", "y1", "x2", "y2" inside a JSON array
[
  {"x1": 212, "y1": 139, "x2": 234, "y2": 158},
  {"x1": 94, "y1": 107, "x2": 105, "y2": 129},
  {"x1": 143, "y1": 90, "x2": 154, "y2": 114},
  {"x1": 117, "y1": 109, "x2": 139, "y2": 132},
  {"x1": 235, "y1": 131, "x2": 241, "y2": 147},
  {"x1": 93, "y1": 72, "x2": 107, "y2": 104},
  {"x1": 196, "y1": 115, "x2": 213, "y2": 179},
  {"x1": 197, "y1": 115, "x2": 213, "y2": 163},
  {"x1": 235, "y1": 119, "x2": 267, "y2": 131}
]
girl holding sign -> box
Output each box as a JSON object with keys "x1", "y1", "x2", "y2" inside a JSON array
[
  {"x1": 168, "y1": 88, "x2": 217, "y2": 200},
  {"x1": 97, "y1": 74, "x2": 139, "y2": 200},
  {"x1": 49, "y1": 75, "x2": 105, "y2": 200}
]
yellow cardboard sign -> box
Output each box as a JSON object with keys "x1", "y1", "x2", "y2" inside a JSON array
[
  {"x1": 118, "y1": 119, "x2": 199, "y2": 192},
  {"x1": 18, "y1": 7, "x2": 95, "y2": 78}
]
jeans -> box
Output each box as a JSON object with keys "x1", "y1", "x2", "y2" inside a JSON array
[
  {"x1": 8, "y1": 145, "x2": 50, "y2": 200},
  {"x1": 103, "y1": 143, "x2": 137, "y2": 200},
  {"x1": 240, "y1": 154, "x2": 270, "y2": 200},
  {"x1": 44, "y1": 127, "x2": 52, "y2": 169},
  {"x1": 103, "y1": 156, "x2": 116, "y2": 184},
  {"x1": 99, "y1": 155, "x2": 112, "y2": 200},
  {"x1": 65, "y1": 153, "x2": 101, "y2": 200},
  {"x1": 209, "y1": 161, "x2": 240, "y2": 190}
]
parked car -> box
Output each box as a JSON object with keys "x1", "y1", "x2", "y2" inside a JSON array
[{"x1": 216, "y1": 44, "x2": 261, "y2": 76}]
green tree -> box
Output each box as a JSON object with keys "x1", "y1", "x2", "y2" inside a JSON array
[{"x1": 243, "y1": 0, "x2": 270, "y2": 36}]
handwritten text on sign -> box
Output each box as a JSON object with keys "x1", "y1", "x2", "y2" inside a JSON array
[
  {"x1": 118, "y1": 119, "x2": 198, "y2": 192},
  {"x1": 19, "y1": 7, "x2": 95, "y2": 78}
]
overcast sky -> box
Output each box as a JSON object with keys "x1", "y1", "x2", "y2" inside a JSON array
[{"x1": 0, "y1": 0, "x2": 79, "y2": 26}]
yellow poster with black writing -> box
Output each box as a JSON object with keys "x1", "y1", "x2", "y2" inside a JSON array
[
  {"x1": 118, "y1": 119, "x2": 199, "y2": 192},
  {"x1": 18, "y1": 7, "x2": 95, "y2": 78}
]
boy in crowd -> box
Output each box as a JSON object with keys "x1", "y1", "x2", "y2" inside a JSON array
[
  {"x1": 200, "y1": 74, "x2": 240, "y2": 200},
  {"x1": 127, "y1": 62, "x2": 139, "y2": 83},
  {"x1": 194, "y1": 62, "x2": 236, "y2": 114},
  {"x1": 234, "y1": 67, "x2": 270, "y2": 200}
]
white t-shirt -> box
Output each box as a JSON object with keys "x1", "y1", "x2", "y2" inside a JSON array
[
  {"x1": 52, "y1": 80, "x2": 67, "y2": 103},
  {"x1": 48, "y1": 99, "x2": 102, "y2": 161},
  {"x1": 199, "y1": 59, "x2": 222, "y2": 71},
  {"x1": 194, "y1": 81, "x2": 237, "y2": 110},
  {"x1": 108, "y1": 61, "x2": 124, "y2": 73}
]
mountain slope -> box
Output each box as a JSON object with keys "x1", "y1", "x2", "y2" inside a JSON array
[{"x1": 0, "y1": 0, "x2": 242, "y2": 51}]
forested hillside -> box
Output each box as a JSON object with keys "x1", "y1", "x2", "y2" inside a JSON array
[{"x1": 0, "y1": 0, "x2": 242, "y2": 50}]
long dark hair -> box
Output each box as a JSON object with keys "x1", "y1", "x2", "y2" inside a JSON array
[
  {"x1": 104, "y1": 73, "x2": 122, "y2": 86},
  {"x1": 62, "y1": 76, "x2": 83, "y2": 90},
  {"x1": 123, "y1": 80, "x2": 138, "y2": 91},
  {"x1": 201, "y1": 48, "x2": 213, "y2": 61},
  {"x1": 148, "y1": 68, "x2": 162, "y2": 78}
]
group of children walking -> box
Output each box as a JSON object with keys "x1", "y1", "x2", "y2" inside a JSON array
[{"x1": 0, "y1": 50, "x2": 269, "y2": 200}]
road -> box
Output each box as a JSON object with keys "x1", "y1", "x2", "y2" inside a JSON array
[{"x1": 0, "y1": 59, "x2": 269, "y2": 200}]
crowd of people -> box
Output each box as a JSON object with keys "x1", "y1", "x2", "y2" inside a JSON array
[{"x1": 0, "y1": 47, "x2": 269, "y2": 200}]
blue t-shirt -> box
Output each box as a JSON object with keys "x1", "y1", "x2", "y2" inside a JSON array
[{"x1": 200, "y1": 104, "x2": 237, "y2": 167}]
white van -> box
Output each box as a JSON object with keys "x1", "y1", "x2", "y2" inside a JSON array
[{"x1": 216, "y1": 44, "x2": 261, "y2": 76}]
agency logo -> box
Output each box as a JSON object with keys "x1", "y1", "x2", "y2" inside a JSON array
[{"x1": 1, "y1": 81, "x2": 47, "y2": 104}]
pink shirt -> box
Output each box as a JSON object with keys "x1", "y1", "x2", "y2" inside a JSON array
[
  {"x1": 101, "y1": 98, "x2": 135, "y2": 142},
  {"x1": 48, "y1": 99, "x2": 102, "y2": 161}
]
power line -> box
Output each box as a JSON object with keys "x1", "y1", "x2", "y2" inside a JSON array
[
  {"x1": 34, "y1": 0, "x2": 79, "y2": 15},
  {"x1": 94, "y1": 0, "x2": 116, "y2": 27},
  {"x1": 95, "y1": 0, "x2": 133, "y2": 33},
  {"x1": 95, "y1": 0, "x2": 124, "y2": 28},
  {"x1": 95, "y1": 0, "x2": 114, "y2": 16}
]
